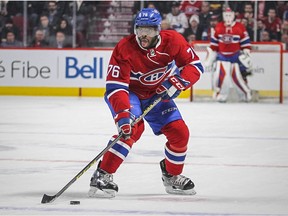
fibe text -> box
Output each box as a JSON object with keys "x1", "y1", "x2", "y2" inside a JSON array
[{"x1": 0, "y1": 60, "x2": 50, "y2": 79}]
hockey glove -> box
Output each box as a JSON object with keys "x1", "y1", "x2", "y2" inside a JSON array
[
  {"x1": 204, "y1": 47, "x2": 217, "y2": 68},
  {"x1": 114, "y1": 109, "x2": 135, "y2": 139},
  {"x1": 238, "y1": 49, "x2": 253, "y2": 73},
  {"x1": 156, "y1": 74, "x2": 190, "y2": 100}
]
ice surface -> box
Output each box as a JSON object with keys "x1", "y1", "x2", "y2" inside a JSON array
[{"x1": 0, "y1": 96, "x2": 288, "y2": 216}]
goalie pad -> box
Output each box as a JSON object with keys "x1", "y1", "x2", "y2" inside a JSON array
[
  {"x1": 238, "y1": 49, "x2": 252, "y2": 73},
  {"x1": 212, "y1": 61, "x2": 252, "y2": 102},
  {"x1": 204, "y1": 47, "x2": 217, "y2": 68}
]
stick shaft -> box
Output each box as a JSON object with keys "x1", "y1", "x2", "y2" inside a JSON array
[{"x1": 41, "y1": 97, "x2": 161, "y2": 203}]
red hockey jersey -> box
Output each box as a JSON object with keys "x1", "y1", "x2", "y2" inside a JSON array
[
  {"x1": 106, "y1": 30, "x2": 203, "y2": 113},
  {"x1": 210, "y1": 22, "x2": 251, "y2": 56}
]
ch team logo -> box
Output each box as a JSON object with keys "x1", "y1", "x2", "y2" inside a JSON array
[
  {"x1": 131, "y1": 65, "x2": 172, "y2": 86},
  {"x1": 222, "y1": 34, "x2": 233, "y2": 44}
]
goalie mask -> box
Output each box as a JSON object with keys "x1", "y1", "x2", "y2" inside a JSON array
[{"x1": 223, "y1": 7, "x2": 235, "y2": 26}]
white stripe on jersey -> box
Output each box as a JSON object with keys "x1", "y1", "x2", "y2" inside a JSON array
[
  {"x1": 106, "y1": 80, "x2": 129, "y2": 87},
  {"x1": 107, "y1": 89, "x2": 129, "y2": 99}
]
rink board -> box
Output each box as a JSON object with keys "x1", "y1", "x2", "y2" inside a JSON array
[{"x1": 0, "y1": 48, "x2": 287, "y2": 98}]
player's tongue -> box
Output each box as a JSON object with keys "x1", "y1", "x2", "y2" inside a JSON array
[{"x1": 140, "y1": 38, "x2": 149, "y2": 48}]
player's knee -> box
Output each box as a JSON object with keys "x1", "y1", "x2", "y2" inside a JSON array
[{"x1": 161, "y1": 120, "x2": 189, "y2": 151}]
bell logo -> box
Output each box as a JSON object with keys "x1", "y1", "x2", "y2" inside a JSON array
[{"x1": 65, "y1": 57, "x2": 103, "y2": 79}]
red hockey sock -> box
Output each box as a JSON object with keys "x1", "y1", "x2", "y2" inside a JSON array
[
  {"x1": 100, "y1": 136, "x2": 134, "y2": 173},
  {"x1": 161, "y1": 120, "x2": 189, "y2": 175},
  {"x1": 100, "y1": 120, "x2": 145, "y2": 174}
]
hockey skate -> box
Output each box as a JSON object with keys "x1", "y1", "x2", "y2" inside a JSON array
[
  {"x1": 160, "y1": 159, "x2": 196, "y2": 195},
  {"x1": 88, "y1": 163, "x2": 118, "y2": 198}
]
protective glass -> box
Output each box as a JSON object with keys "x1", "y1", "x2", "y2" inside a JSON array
[{"x1": 135, "y1": 26, "x2": 158, "y2": 37}]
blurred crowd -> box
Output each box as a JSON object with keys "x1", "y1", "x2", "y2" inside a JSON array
[
  {"x1": 0, "y1": 1, "x2": 98, "y2": 48},
  {"x1": 134, "y1": 1, "x2": 288, "y2": 49},
  {"x1": 0, "y1": 1, "x2": 288, "y2": 49}
]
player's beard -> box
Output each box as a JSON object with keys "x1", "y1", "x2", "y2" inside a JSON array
[{"x1": 139, "y1": 36, "x2": 158, "y2": 49}]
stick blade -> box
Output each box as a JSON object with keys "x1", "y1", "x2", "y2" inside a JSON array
[{"x1": 41, "y1": 194, "x2": 56, "y2": 204}]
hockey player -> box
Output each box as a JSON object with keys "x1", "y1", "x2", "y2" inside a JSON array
[
  {"x1": 88, "y1": 8, "x2": 204, "y2": 198},
  {"x1": 204, "y1": 7, "x2": 253, "y2": 102}
]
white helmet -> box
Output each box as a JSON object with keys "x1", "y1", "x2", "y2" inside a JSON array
[{"x1": 223, "y1": 7, "x2": 235, "y2": 26}]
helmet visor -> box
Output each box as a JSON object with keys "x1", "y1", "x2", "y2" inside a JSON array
[{"x1": 135, "y1": 26, "x2": 158, "y2": 38}]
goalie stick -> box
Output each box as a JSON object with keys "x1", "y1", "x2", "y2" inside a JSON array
[{"x1": 41, "y1": 96, "x2": 162, "y2": 204}]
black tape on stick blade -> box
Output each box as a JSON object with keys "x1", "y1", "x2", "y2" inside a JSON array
[{"x1": 70, "y1": 201, "x2": 80, "y2": 205}]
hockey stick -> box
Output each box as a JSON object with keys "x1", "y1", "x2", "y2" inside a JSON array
[{"x1": 41, "y1": 96, "x2": 162, "y2": 204}]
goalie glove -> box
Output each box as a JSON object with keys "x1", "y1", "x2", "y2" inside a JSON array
[
  {"x1": 239, "y1": 48, "x2": 253, "y2": 73},
  {"x1": 114, "y1": 110, "x2": 135, "y2": 139},
  {"x1": 156, "y1": 74, "x2": 190, "y2": 100}
]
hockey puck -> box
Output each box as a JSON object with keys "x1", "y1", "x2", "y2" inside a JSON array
[{"x1": 70, "y1": 200, "x2": 80, "y2": 205}]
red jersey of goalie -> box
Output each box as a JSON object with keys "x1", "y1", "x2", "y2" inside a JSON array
[
  {"x1": 205, "y1": 7, "x2": 252, "y2": 103},
  {"x1": 88, "y1": 8, "x2": 204, "y2": 198},
  {"x1": 210, "y1": 21, "x2": 251, "y2": 56}
]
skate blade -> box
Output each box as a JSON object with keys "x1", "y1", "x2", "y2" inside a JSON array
[
  {"x1": 165, "y1": 187, "x2": 196, "y2": 196},
  {"x1": 88, "y1": 186, "x2": 116, "y2": 198}
]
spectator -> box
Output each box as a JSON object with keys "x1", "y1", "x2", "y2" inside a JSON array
[
  {"x1": 209, "y1": 1, "x2": 223, "y2": 16},
  {"x1": 5, "y1": 1, "x2": 23, "y2": 17},
  {"x1": 161, "y1": 19, "x2": 173, "y2": 30},
  {"x1": 61, "y1": 1, "x2": 97, "y2": 42},
  {"x1": 27, "y1": 2, "x2": 46, "y2": 28},
  {"x1": 0, "y1": 31, "x2": 23, "y2": 48},
  {"x1": 206, "y1": 12, "x2": 219, "y2": 41},
  {"x1": 183, "y1": 14, "x2": 203, "y2": 41},
  {"x1": 237, "y1": 2, "x2": 255, "y2": 31},
  {"x1": 243, "y1": 10, "x2": 254, "y2": 29},
  {"x1": 56, "y1": 18, "x2": 72, "y2": 35},
  {"x1": 198, "y1": 1, "x2": 211, "y2": 31},
  {"x1": 236, "y1": 2, "x2": 254, "y2": 21},
  {"x1": 256, "y1": 19, "x2": 266, "y2": 41},
  {"x1": 257, "y1": 1, "x2": 277, "y2": 20},
  {"x1": 1, "y1": 18, "x2": 20, "y2": 43},
  {"x1": 262, "y1": 8, "x2": 282, "y2": 41},
  {"x1": 28, "y1": 29, "x2": 49, "y2": 47},
  {"x1": 49, "y1": 30, "x2": 72, "y2": 48},
  {"x1": 228, "y1": 2, "x2": 246, "y2": 18},
  {"x1": 276, "y1": 1, "x2": 288, "y2": 20},
  {"x1": 132, "y1": 1, "x2": 171, "y2": 19},
  {"x1": 33, "y1": 14, "x2": 55, "y2": 42},
  {"x1": 241, "y1": 18, "x2": 254, "y2": 40},
  {"x1": 166, "y1": 1, "x2": 188, "y2": 35},
  {"x1": 180, "y1": 0, "x2": 202, "y2": 19},
  {"x1": 283, "y1": 4, "x2": 288, "y2": 21},
  {"x1": 186, "y1": 33, "x2": 196, "y2": 44},
  {"x1": 0, "y1": 1, "x2": 8, "y2": 17},
  {"x1": 281, "y1": 33, "x2": 288, "y2": 50},
  {"x1": 259, "y1": 30, "x2": 271, "y2": 42},
  {"x1": 45, "y1": 1, "x2": 61, "y2": 28},
  {"x1": 55, "y1": 17, "x2": 72, "y2": 43},
  {"x1": 282, "y1": 19, "x2": 288, "y2": 35},
  {"x1": 146, "y1": 2, "x2": 157, "y2": 9}
]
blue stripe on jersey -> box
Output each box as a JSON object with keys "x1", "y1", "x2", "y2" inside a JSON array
[
  {"x1": 111, "y1": 143, "x2": 130, "y2": 158},
  {"x1": 165, "y1": 148, "x2": 186, "y2": 162},
  {"x1": 106, "y1": 82, "x2": 129, "y2": 96},
  {"x1": 194, "y1": 62, "x2": 204, "y2": 74},
  {"x1": 211, "y1": 37, "x2": 218, "y2": 45},
  {"x1": 240, "y1": 38, "x2": 251, "y2": 47}
]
